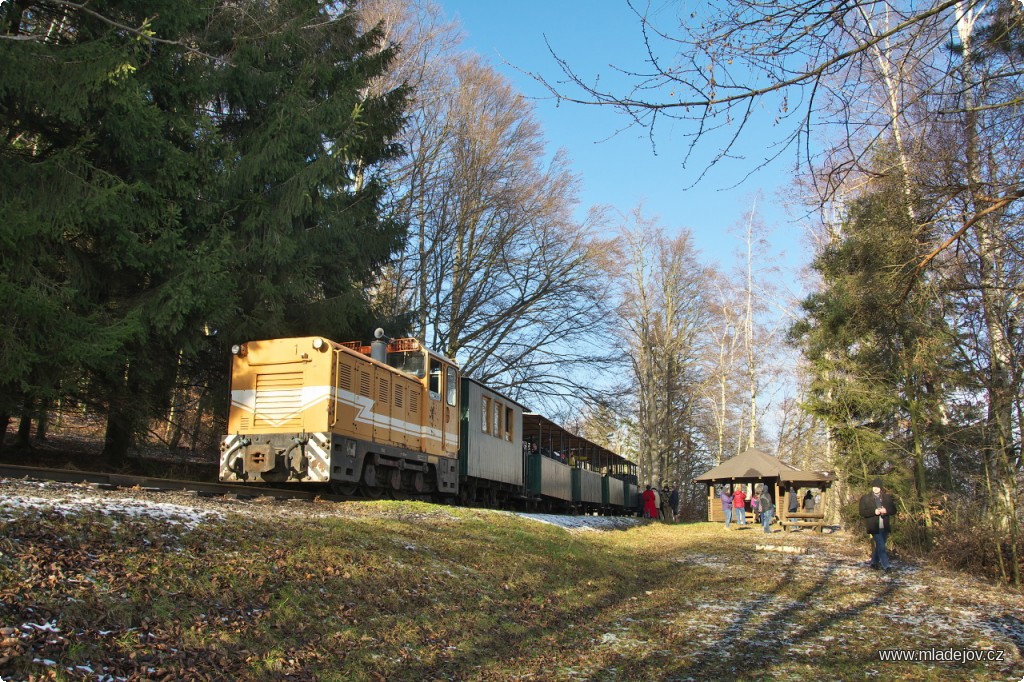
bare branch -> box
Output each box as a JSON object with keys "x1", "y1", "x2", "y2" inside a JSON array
[{"x1": 2, "y1": 0, "x2": 217, "y2": 60}]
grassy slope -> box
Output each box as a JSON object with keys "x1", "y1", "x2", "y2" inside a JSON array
[{"x1": 1, "y1": 498, "x2": 1022, "y2": 682}]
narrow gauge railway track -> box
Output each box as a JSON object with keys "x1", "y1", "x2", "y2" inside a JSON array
[
  {"x1": 0, "y1": 462, "x2": 543, "y2": 511},
  {"x1": 0, "y1": 463, "x2": 350, "y2": 504}
]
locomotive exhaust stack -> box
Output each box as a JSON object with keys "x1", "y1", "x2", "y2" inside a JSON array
[{"x1": 371, "y1": 328, "x2": 391, "y2": 364}]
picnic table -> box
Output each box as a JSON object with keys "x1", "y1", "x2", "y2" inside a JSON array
[{"x1": 781, "y1": 511, "x2": 827, "y2": 532}]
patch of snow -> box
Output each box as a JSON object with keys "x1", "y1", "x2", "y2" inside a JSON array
[
  {"x1": 0, "y1": 482, "x2": 224, "y2": 529},
  {"x1": 22, "y1": 621, "x2": 60, "y2": 633},
  {"x1": 512, "y1": 512, "x2": 644, "y2": 531}
]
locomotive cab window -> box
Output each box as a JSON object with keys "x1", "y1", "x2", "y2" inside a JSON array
[
  {"x1": 388, "y1": 350, "x2": 425, "y2": 378},
  {"x1": 446, "y1": 366, "x2": 457, "y2": 406},
  {"x1": 428, "y1": 359, "x2": 442, "y2": 399}
]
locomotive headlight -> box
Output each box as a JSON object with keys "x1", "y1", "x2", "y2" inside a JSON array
[
  {"x1": 312, "y1": 337, "x2": 327, "y2": 352},
  {"x1": 231, "y1": 343, "x2": 248, "y2": 357}
]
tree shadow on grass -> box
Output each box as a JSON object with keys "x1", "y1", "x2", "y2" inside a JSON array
[
  {"x1": 310, "y1": 515, "x2": 683, "y2": 682},
  {"x1": 983, "y1": 612, "x2": 1024, "y2": 661},
  {"x1": 590, "y1": 547, "x2": 901, "y2": 681}
]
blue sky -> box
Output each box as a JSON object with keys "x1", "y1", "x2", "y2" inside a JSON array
[{"x1": 438, "y1": 0, "x2": 813, "y2": 295}]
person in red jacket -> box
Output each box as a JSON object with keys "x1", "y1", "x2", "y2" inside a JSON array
[
  {"x1": 642, "y1": 485, "x2": 658, "y2": 519},
  {"x1": 731, "y1": 487, "x2": 748, "y2": 526}
]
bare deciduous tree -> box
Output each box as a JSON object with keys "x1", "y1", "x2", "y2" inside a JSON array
[
  {"x1": 359, "y1": 0, "x2": 618, "y2": 416},
  {"x1": 612, "y1": 207, "x2": 714, "y2": 486}
]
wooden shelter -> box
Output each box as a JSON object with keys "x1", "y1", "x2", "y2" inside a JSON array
[{"x1": 694, "y1": 448, "x2": 834, "y2": 531}]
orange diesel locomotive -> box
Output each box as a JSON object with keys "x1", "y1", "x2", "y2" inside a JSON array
[{"x1": 219, "y1": 330, "x2": 460, "y2": 496}]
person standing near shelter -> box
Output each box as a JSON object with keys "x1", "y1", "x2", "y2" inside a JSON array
[
  {"x1": 758, "y1": 484, "x2": 775, "y2": 534},
  {"x1": 642, "y1": 485, "x2": 657, "y2": 519},
  {"x1": 669, "y1": 487, "x2": 680, "y2": 523},
  {"x1": 859, "y1": 479, "x2": 897, "y2": 571},
  {"x1": 720, "y1": 487, "x2": 733, "y2": 529},
  {"x1": 731, "y1": 486, "x2": 747, "y2": 526},
  {"x1": 652, "y1": 487, "x2": 662, "y2": 520},
  {"x1": 788, "y1": 485, "x2": 799, "y2": 514}
]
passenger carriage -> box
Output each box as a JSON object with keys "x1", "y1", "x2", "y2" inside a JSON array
[
  {"x1": 522, "y1": 412, "x2": 638, "y2": 515},
  {"x1": 457, "y1": 378, "x2": 526, "y2": 507}
]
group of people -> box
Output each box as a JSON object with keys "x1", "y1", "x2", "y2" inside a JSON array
[
  {"x1": 719, "y1": 484, "x2": 776, "y2": 533},
  {"x1": 717, "y1": 484, "x2": 823, "y2": 534},
  {"x1": 641, "y1": 484, "x2": 680, "y2": 522},
  {"x1": 717, "y1": 478, "x2": 898, "y2": 572},
  {"x1": 782, "y1": 485, "x2": 821, "y2": 514},
  {"x1": 526, "y1": 442, "x2": 574, "y2": 466}
]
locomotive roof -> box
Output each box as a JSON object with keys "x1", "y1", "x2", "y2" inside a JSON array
[{"x1": 340, "y1": 336, "x2": 458, "y2": 367}]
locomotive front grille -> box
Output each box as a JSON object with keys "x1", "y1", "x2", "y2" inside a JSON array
[{"x1": 254, "y1": 372, "x2": 304, "y2": 429}]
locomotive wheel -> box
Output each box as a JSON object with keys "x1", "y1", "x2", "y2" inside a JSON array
[
  {"x1": 360, "y1": 483, "x2": 385, "y2": 499},
  {"x1": 407, "y1": 470, "x2": 427, "y2": 495},
  {"x1": 358, "y1": 462, "x2": 384, "y2": 498},
  {"x1": 388, "y1": 467, "x2": 402, "y2": 491},
  {"x1": 362, "y1": 463, "x2": 376, "y2": 487}
]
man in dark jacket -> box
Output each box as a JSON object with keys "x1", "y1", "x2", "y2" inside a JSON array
[{"x1": 859, "y1": 478, "x2": 897, "y2": 571}]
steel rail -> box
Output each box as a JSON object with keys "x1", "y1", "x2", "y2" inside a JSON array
[{"x1": 0, "y1": 463, "x2": 349, "y2": 503}]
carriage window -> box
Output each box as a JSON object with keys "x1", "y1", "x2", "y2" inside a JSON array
[
  {"x1": 482, "y1": 396, "x2": 490, "y2": 433},
  {"x1": 492, "y1": 401, "x2": 501, "y2": 436},
  {"x1": 446, "y1": 366, "x2": 457, "y2": 406},
  {"x1": 505, "y1": 406, "x2": 514, "y2": 441}
]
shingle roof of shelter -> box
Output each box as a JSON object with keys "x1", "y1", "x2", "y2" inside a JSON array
[{"x1": 694, "y1": 448, "x2": 833, "y2": 486}]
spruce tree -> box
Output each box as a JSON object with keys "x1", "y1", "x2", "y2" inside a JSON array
[
  {"x1": 793, "y1": 174, "x2": 955, "y2": 521},
  {"x1": 1, "y1": 0, "x2": 212, "y2": 455},
  {"x1": 203, "y1": 0, "x2": 408, "y2": 344},
  {"x1": 1, "y1": 0, "x2": 409, "y2": 463}
]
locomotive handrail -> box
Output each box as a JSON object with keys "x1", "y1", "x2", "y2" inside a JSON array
[{"x1": 330, "y1": 348, "x2": 340, "y2": 429}]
